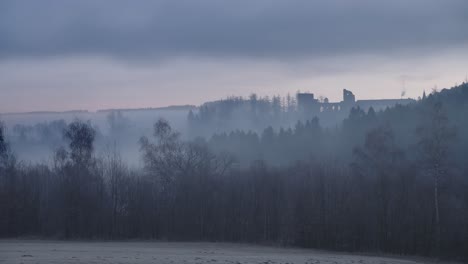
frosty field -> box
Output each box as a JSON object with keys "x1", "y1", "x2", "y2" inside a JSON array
[{"x1": 0, "y1": 240, "x2": 448, "y2": 264}]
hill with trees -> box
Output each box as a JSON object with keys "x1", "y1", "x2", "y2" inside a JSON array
[{"x1": 0, "y1": 83, "x2": 467, "y2": 261}]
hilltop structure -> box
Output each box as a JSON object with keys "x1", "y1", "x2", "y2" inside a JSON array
[
  {"x1": 188, "y1": 88, "x2": 418, "y2": 134},
  {"x1": 297, "y1": 89, "x2": 414, "y2": 115}
]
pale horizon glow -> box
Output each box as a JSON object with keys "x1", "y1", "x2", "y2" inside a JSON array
[{"x1": 1, "y1": 50, "x2": 467, "y2": 113}]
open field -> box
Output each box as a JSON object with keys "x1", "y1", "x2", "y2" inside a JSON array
[{"x1": 0, "y1": 240, "x2": 450, "y2": 264}]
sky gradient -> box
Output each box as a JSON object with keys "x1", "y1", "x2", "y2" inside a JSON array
[{"x1": 1, "y1": 0, "x2": 467, "y2": 112}]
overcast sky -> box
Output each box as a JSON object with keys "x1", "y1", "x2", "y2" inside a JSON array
[{"x1": 1, "y1": 0, "x2": 467, "y2": 112}]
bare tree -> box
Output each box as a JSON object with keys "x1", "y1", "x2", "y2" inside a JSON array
[
  {"x1": 0, "y1": 122, "x2": 14, "y2": 167},
  {"x1": 417, "y1": 101, "x2": 455, "y2": 257},
  {"x1": 353, "y1": 124, "x2": 405, "y2": 251},
  {"x1": 64, "y1": 120, "x2": 96, "y2": 167},
  {"x1": 102, "y1": 144, "x2": 129, "y2": 238},
  {"x1": 59, "y1": 119, "x2": 101, "y2": 238},
  {"x1": 0, "y1": 122, "x2": 6, "y2": 158},
  {"x1": 140, "y1": 118, "x2": 183, "y2": 189}
]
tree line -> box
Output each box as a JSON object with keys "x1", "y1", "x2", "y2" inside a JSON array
[{"x1": 1, "y1": 84, "x2": 468, "y2": 261}]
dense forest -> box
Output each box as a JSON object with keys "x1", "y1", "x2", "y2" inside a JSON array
[{"x1": 1, "y1": 83, "x2": 468, "y2": 261}]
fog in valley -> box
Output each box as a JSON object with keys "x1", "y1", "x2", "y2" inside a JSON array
[
  {"x1": 2, "y1": 84, "x2": 468, "y2": 262},
  {"x1": 1, "y1": 88, "x2": 419, "y2": 167},
  {"x1": 1, "y1": 108, "x2": 191, "y2": 166},
  {"x1": 1, "y1": 1, "x2": 468, "y2": 263}
]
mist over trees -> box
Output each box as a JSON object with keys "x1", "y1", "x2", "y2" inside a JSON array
[
  {"x1": 1, "y1": 83, "x2": 468, "y2": 260},
  {"x1": 187, "y1": 93, "x2": 352, "y2": 138},
  {"x1": 2, "y1": 109, "x2": 188, "y2": 165}
]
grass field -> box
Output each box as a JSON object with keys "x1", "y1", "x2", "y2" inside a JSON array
[{"x1": 0, "y1": 240, "x2": 449, "y2": 264}]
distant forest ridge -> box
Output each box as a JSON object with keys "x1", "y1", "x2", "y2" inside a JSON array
[
  {"x1": 97, "y1": 105, "x2": 196, "y2": 113},
  {"x1": 1, "y1": 105, "x2": 196, "y2": 116},
  {"x1": 2, "y1": 88, "x2": 423, "y2": 116},
  {"x1": 1, "y1": 110, "x2": 89, "y2": 116}
]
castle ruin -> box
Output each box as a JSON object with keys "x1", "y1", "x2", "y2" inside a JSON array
[{"x1": 297, "y1": 89, "x2": 414, "y2": 115}]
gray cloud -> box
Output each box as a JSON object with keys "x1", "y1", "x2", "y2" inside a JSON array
[{"x1": 1, "y1": 0, "x2": 468, "y2": 61}]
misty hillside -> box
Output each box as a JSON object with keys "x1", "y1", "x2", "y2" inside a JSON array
[
  {"x1": 200, "y1": 83, "x2": 468, "y2": 167},
  {"x1": 1, "y1": 83, "x2": 468, "y2": 261},
  {"x1": 2, "y1": 1, "x2": 468, "y2": 263}
]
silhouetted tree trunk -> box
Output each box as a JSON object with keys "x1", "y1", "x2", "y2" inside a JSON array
[{"x1": 417, "y1": 101, "x2": 455, "y2": 258}]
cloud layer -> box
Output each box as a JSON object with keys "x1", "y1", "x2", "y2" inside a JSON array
[
  {"x1": 1, "y1": 1, "x2": 468, "y2": 113},
  {"x1": 1, "y1": 0, "x2": 468, "y2": 61}
]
